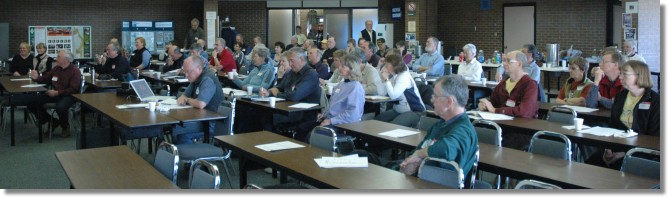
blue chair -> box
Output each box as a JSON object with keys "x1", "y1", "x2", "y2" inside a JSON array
[
  {"x1": 514, "y1": 179, "x2": 562, "y2": 189},
  {"x1": 417, "y1": 157, "x2": 464, "y2": 189},
  {"x1": 528, "y1": 131, "x2": 572, "y2": 161},
  {"x1": 620, "y1": 147, "x2": 660, "y2": 180},
  {"x1": 189, "y1": 159, "x2": 221, "y2": 189},
  {"x1": 153, "y1": 142, "x2": 179, "y2": 184}
]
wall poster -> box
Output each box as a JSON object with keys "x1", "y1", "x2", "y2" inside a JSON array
[{"x1": 29, "y1": 26, "x2": 92, "y2": 59}]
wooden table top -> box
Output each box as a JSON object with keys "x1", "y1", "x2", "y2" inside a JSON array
[
  {"x1": 140, "y1": 72, "x2": 188, "y2": 85},
  {"x1": 236, "y1": 97, "x2": 322, "y2": 115},
  {"x1": 0, "y1": 76, "x2": 48, "y2": 93},
  {"x1": 539, "y1": 102, "x2": 611, "y2": 120},
  {"x1": 56, "y1": 146, "x2": 179, "y2": 189},
  {"x1": 478, "y1": 143, "x2": 659, "y2": 189},
  {"x1": 215, "y1": 131, "x2": 446, "y2": 189},
  {"x1": 335, "y1": 120, "x2": 425, "y2": 151},
  {"x1": 73, "y1": 92, "x2": 180, "y2": 128},
  {"x1": 492, "y1": 117, "x2": 660, "y2": 151},
  {"x1": 83, "y1": 75, "x2": 123, "y2": 89}
]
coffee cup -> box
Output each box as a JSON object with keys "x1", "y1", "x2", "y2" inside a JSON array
[
  {"x1": 247, "y1": 86, "x2": 253, "y2": 95},
  {"x1": 269, "y1": 97, "x2": 276, "y2": 107},
  {"x1": 228, "y1": 71, "x2": 235, "y2": 79},
  {"x1": 574, "y1": 118, "x2": 584, "y2": 131},
  {"x1": 481, "y1": 78, "x2": 487, "y2": 86},
  {"x1": 149, "y1": 102, "x2": 157, "y2": 112},
  {"x1": 327, "y1": 85, "x2": 334, "y2": 95}
]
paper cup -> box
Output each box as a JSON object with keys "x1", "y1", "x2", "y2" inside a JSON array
[
  {"x1": 149, "y1": 102, "x2": 157, "y2": 112},
  {"x1": 420, "y1": 73, "x2": 427, "y2": 79},
  {"x1": 228, "y1": 72, "x2": 235, "y2": 79},
  {"x1": 574, "y1": 118, "x2": 584, "y2": 131},
  {"x1": 269, "y1": 97, "x2": 276, "y2": 107},
  {"x1": 247, "y1": 86, "x2": 253, "y2": 95},
  {"x1": 481, "y1": 78, "x2": 487, "y2": 86},
  {"x1": 327, "y1": 85, "x2": 334, "y2": 95}
]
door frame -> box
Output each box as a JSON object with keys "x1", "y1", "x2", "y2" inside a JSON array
[{"x1": 502, "y1": 3, "x2": 536, "y2": 52}]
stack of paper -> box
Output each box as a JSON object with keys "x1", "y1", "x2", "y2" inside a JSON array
[
  {"x1": 20, "y1": 84, "x2": 46, "y2": 88},
  {"x1": 314, "y1": 154, "x2": 368, "y2": 168},
  {"x1": 486, "y1": 81, "x2": 500, "y2": 86},
  {"x1": 10, "y1": 78, "x2": 31, "y2": 81},
  {"x1": 255, "y1": 141, "x2": 305, "y2": 152},
  {"x1": 561, "y1": 125, "x2": 591, "y2": 130},
  {"x1": 560, "y1": 105, "x2": 598, "y2": 113},
  {"x1": 379, "y1": 129, "x2": 420, "y2": 138},
  {"x1": 288, "y1": 103, "x2": 318, "y2": 109},
  {"x1": 576, "y1": 126, "x2": 625, "y2": 137},
  {"x1": 176, "y1": 79, "x2": 189, "y2": 83},
  {"x1": 116, "y1": 103, "x2": 149, "y2": 109},
  {"x1": 472, "y1": 111, "x2": 514, "y2": 120}
]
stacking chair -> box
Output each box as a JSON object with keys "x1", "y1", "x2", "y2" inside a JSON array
[
  {"x1": 175, "y1": 91, "x2": 237, "y2": 189},
  {"x1": 471, "y1": 119, "x2": 502, "y2": 189},
  {"x1": 545, "y1": 106, "x2": 576, "y2": 124},
  {"x1": 468, "y1": 149, "x2": 493, "y2": 189},
  {"x1": 46, "y1": 74, "x2": 86, "y2": 139},
  {"x1": 514, "y1": 179, "x2": 562, "y2": 189},
  {"x1": 308, "y1": 126, "x2": 338, "y2": 152},
  {"x1": 528, "y1": 131, "x2": 572, "y2": 161},
  {"x1": 416, "y1": 115, "x2": 439, "y2": 132},
  {"x1": 153, "y1": 142, "x2": 179, "y2": 184},
  {"x1": 620, "y1": 147, "x2": 660, "y2": 180},
  {"x1": 417, "y1": 157, "x2": 465, "y2": 189},
  {"x1": 188, "y1": 159, "x2": 221, "y2": 189}
]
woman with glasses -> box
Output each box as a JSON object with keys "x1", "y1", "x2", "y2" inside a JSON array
[
  {"x1": 556, "y1": 57, "x2": 593, "y2": 106},
  {"x1": 586, "y1": 60, "x2": 659, "y2": 170}
]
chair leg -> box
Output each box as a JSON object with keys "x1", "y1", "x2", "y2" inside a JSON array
[{"x1": 218, "y1": 159, "x2": 234, "y2": 189}]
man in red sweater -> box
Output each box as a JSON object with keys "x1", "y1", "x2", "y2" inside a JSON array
[{"x1": 210, "y1": 38, "x2": 237, "y2": 86}]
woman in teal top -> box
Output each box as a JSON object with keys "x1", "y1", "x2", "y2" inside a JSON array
[{"x1": 232, "y1": 46, "x2": 275, "y2": 93}]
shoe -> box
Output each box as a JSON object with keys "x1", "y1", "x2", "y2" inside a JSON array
[
  {"x1": 60, "y1": 127, "x2": 70, "y2": 138},
  {"x1": 264, "y1": 167, "x2": 280, "y2": 174}
]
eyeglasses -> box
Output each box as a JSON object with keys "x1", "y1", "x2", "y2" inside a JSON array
[
  {"x1": 431, "y1": 95, "x2": 449, "y2": 102},
  {"x1": 503, "y1": 59, "x2": 518, "y2": 64},
  {"x1": 621, "y1": 72, "x2": 638, "y2": 76}
]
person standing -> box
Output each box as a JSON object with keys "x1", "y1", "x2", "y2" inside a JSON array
[
  {"x1": 184, "y1": 18, "x2": 205, "y2": 49},
  {"x1": 295, "y1": 26, "x2": 307, "y2": 46},
  {"x1": 360, "y1": 20, "x2": 376, "y2": 44}
]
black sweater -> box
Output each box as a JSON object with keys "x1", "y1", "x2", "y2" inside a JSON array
[{"x1": 610, "y1": 88, "x2": 660, "y2": 136}]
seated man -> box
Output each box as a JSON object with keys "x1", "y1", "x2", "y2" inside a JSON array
[
  {"x1": 350, "y1": 47, "x2": 386, "y2": 96},
  {"x1": 495, "y1": 44, "x2": 541, "y2": 83},
  {"x1": 585, "y1": 47, "x2": 625, "y2": 109},
  {"x1": 307, "y1": 48, "x2": 331, "y2": 80},
  {"x1": 28, "y1": 50, "x2": 82, "y2": 138},
  {"x1": 622, "y1": 39, "x2": 646, "y2": 63},
  {"x1": 259, "y1": 47, "x2": 321, "y2": 133},
  {"x1": 360, "y1": 40, "x2": 381, "y2": 68},
  {"x1": 478, "y1": 50, "x2": 538, "y2": 150},
  {"x1": 412, "y1": 36, "x2": 445, "y2": 77},
  {"x1": 172, "y1": 56, "x2": 224, "y2": 144},
  {"x1": 163, "y1": 45, "x2": 185, "y2": 73},
  {"x1": 97, "y1": 43, "x2": 130, "y2": 81}
]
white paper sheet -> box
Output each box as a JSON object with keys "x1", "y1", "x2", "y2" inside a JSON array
[
  {"x1": 486, "y1": 81, "x2": 500, "y2": 86},
  {"x1": 576, "y1": 126, "x2": 625, "y2": 137},
  {"x1": 10, "y1": 78, "x2": 31, "y2": 81},
  {"x1": 365, "y1": 95, "x2": 390, "y2": 100},
  {"x1": 252, "y1": 97, "x2": 286, "y2": 102},
  {"x1": 255, "y1": 141, "x2": 305, "y2": 152},
  {"x1": 559, "y1": 105, "x2": 599, "y2": 113},
  {"x1": 115, "y1": 103, "x2": 149, "y2": 109},
  {"x1": 222, "y1": 88, "x2": 248, "y2": 96},
  {"x1": 561, "y1": 125, "x2": 591, "y2": 130},
  {"x1": 176, "y1": 79, "x2": 189, "y2": 83},
  {"x1": 288, "y1": 103, "x2": 318, "y2": 109},
  {"x1": 20, "y1": 84, "x2": 46, "y2": 88},
  {"x1": 379, "y1": 129, "x2": 420, "y2": 138},
  {"x1": 314, "y1": 155, "x2": 368, "y2": 168},
  {"x1": 477, "y1": 111, "x2": 514, "y2": 120}
]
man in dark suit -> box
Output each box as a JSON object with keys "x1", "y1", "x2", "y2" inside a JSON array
[{"x1": 360, "y1": 20, "x2": 376, "y2": 44}]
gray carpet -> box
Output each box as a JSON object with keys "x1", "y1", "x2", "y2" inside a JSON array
[{"x1": 0, "y1": 110, "x2": 306, "y2": 190}]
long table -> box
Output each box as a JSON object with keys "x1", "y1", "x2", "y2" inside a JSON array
[
  {"x1": 236, "y1": 97, "x2": 322, "y2": 116},
  {"x1": 0, "y1": 76, "x2": 47, "y2": 146},
  {"x1": 56, "y1": 146, "x2": 179, "y2": 189},
  {"x1": 446, "y1": 60, "x2": 500, "y2": 79},
  {"x1": 333, "y1": 120, "x2": 660, "y2": 189},
  {"x1": 538, "y1": 102, "x2": 611, "y2": 120},
  {"x1": 215, "y1": 131, "x2": 446, "y2": 189}
]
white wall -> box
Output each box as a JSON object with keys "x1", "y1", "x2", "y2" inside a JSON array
[
  {"x1": 351, "y1": 9, "x2": 378, "y2": 44},
  {"x1": 268, "y1": 10, "x2": 294, "y2": 46}
]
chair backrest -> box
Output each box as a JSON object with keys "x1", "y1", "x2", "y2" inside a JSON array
[
  {"x1": 309, "y1": 126, "x2": 337, "y2": 152},
  {"x1": 528, "y1": 131, "x2": 572, "y2": 161},
  {"x1": 546, "y1": 106, "x2": 577, "y2": 125},
  {"x1": 177, "y1": 87, "x2": 187, "y2": 97},
  {"x1": 319, "y1": 87, "x2": 329, "y2": 114},
  {"x1": 153, "y1": 142, "x2": 179, "y2": 184},
  {"x1": 472, "y1": 119, "x2": 502, "y2": 146},
  {"x1": 514, "y1": 179, "x2": 562, "y2": 189},
  {"x1": 416, "y1": 115, "x2": 439, "y2": 132},
  {"x1": 220, "y1": 91, "x2": 237, "y2": 135},
  {"x1": 189, "y1": 159, "x2": 221, "y2": 189},
  {"x1": 244, "y1": 184, "x2": 263, "y2": 189},
  {"x1": 621, "y1": 147, "x2": 660, "y2": 180},
  {"x1": 417, "y1": 157, "x2": 464, "y2": 189}
]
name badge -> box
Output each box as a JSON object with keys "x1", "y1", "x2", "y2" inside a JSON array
[
  {"x1": 334, "y1": 88, "x2": 340, "y2": 94},
  {"x1": 112, "y1": 64, "x2": 116, "y2": 69},
  {"x1": 257, "y1": 72, "x2": 263, "y2": 76},
  {"x1": 505, "y1": 99, "x2": 516, "y2": 107},
  {"x1": 639, "y1": 102, "x2": 651, "y2": 110},
  {"x1": 576, "y1": 85, "x2": 584, "y2": 91},
  {"x1": 52, "y1": 77, "x2": 58, "y2": 82},
  {"x1": 195, "y1": 87, "x2": 200, "y2": 95}
]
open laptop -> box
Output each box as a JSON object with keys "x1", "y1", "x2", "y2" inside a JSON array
[{"x1": 129, "y1": 79, "x2": 175, "y2": 102}]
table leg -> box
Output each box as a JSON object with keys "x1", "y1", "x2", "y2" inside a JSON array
[
  {"x1": 37, "y1": 108, "x2": 42, "y2": 143},
  {"x1": 545, "y1": 71, "x2": 551, "y2": 92},
  {"x1": 80, "y1": 105, "x2": 87, "y2": 149},
  {"x1": 239, "y1": 156, "x2": 248, "y2": 189},
  {"x1": 279, "y1": 172, "x2": 287, "y2": 184},
  {"x1": 10, "y1": 104, "x2": 14, "y2": 146}
]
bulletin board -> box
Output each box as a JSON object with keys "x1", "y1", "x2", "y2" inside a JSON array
[{"x1": 28, "y1": 26, "x2": 92, "y2": 59}]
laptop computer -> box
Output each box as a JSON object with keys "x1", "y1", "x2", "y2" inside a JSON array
[{"x1": 129, "y1": 79, "x2": 175, "y2": 102}]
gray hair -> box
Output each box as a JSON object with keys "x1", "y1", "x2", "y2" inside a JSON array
[
  {"x1": 366, "y1": 41, "x2": 378, "y2": 53},
  {"x1": 309, "y1": 48, "x2": 323, "y2": 59},
  {"x1": 253, "y1": 46, "x2": 270, "y2": 60},
  {"x1": 190, "y1": 42, "x2": 203, "y2": 52},
  {"x1": 350, "y1": 47, "x2": 367, "y2": 63},
  {"x1": 108, "y1": 43, "x2": 121, "y2": 52},
  {"x1": 508, "y1": 50, "x2": 528, "y2": 68},
  {"x1": 463, "y1": 43, "x2": 476, "y2": 55},
  {"x1": 288, "y1": 47, "x2": 307, "y2": 63},
  {"x1": 187, "y1": 55, "x2": 204, "y2": 69},
  {"x1": 59, "y1": 50, "x2": 74, "y2": 63},
  {"x1": 436, "y1": 75, "x2": 469, "y2": 108},
  {"x1": 341, "y1": 54, "x2": 362, "y2": 81},
  {"x1": 624, "y1": 39, "x2": 637, "y2": 49},
  {"x1": 216, "y1": 38, "x2": 226, "y2": 47}
]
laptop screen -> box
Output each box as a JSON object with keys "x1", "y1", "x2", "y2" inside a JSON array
[{"x1": 129, "y1": 79, "x2": 155, "y2": 101}]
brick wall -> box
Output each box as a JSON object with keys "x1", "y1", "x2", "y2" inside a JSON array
[
  {"x1": 0, "y1": 0, "x2": 203, "y2": 57},
  {"x1": 378, "y1": 0, "x2": 406, "y2": 46},
  {"x1": 219, "y1": 1, "x2": 267, "y2": 46}
]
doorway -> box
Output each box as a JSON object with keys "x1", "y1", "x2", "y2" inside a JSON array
[{"x1": 503, "y1": 3, "x2": 535, "y2": 53}]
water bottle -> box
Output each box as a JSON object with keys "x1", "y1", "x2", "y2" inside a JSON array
[
  {"x1": 492, "y1": 50, "x2": 499, "y2": 64},
  {"x1": 91, "y1": 68, "x2": 96, "y2": 82},
  {"x1": 495, "y1": 51, "x2": 502, "y2": 64},
  {"x1": 477, "y1": 50, "x2": 485, "y2": 63}
]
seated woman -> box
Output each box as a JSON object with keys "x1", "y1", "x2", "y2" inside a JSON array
[
  {"x1": 375, "y1": 54, "x2": 426, "y2": 128},
  {"x1": 130, "y1": 37, "x2": 151, "y2": 71},
  {"x1": 231, "y1": 46, "x2": 275, "y2": 93},
  {"x1": 478, "y1": 50, "x2": 538, "y2": 150},
  {"x1": 33, "y1": 43, "x2": 54, "y2": 75},
  {"x1": 10, "y1": 42, "x2": 34, "y2": 76},
  {"x1": 395, "y1": 41, "x2": 412, "y2": 66},
  {"x1": 457, "y1": 43, "x2": 483, "y2": 81},
  {"x1": 586, "y1": 60, "x2": 659, "y2": 170},
  {"x1": 556, "y1": 57, "x2": 592, "y2": 106},
  {"x1": 320, "y1": 49, "x2": 347, "y2": 85},
  {"x1": 295, "y1": 54, "x2": 366, "y2": 142}
]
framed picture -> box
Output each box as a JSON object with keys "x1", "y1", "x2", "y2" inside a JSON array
[
  {"x1": 624, "y1": 28, "x2": 637, "y2": 40},
  {"x1": 405, "y1": 33, "x2": 416, "y2": 41},
  {"x1": 623, "y1": 13, "x2": 632, "y2": 28},
  {"x1": 626, "y1": 2, "x2": 638, "y2": 13}
]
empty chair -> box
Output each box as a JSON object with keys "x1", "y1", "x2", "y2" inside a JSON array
[
  {"x1": 620, "y1": 147, "x2": 660, "y2": 180},
  {"x1": 528, "y1": 131, "x2": 572, "y2": 161},
  {"x1": 545, "y1": 106, "x2": 576, "y2": 125},
  {"x1": 308, "y1": 126, "x2": 338, "y2": 152},
  {"x1": 514, "y1": 179, "x2": 562, "y2": 189},
  {"x1": 416, "y1": 115, "x2": 439, "y2": 132},
  {"x1": 468, "y1": 149, "x2": 493, "y2": 189},
  {"x1": 188, "y1": 159, "x2": 221, "y2": 189},
  {"x1": 471, "y1": 119, "x2": 502, "y2": 189},
  {"x1": 417, "y1": 157, "x2": 464, "y2": 189},
  {"x1": 153, "y1": 142, "x2": 179, "y2": 184}
]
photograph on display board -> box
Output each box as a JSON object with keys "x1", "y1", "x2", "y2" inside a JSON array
[{"x1": 29, "y1": 25, "x2": 92, "y2": 59}]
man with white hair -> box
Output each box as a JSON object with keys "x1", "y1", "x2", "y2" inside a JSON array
[
  {"x1": 286, "y1": 35, "x2": 299, "y2": 51},
  {"x1": 412, "y1": 36, "x2": 445, "y2": 77},
  {"x1": 307, "y1": 48, "x2": 331, "y2": 80},
  {"x1": 360, "y1": 20, "x2": 376, "y2": 44},
  {"x1": 28, "y1": 50, "x2": 82, "y2": 138},
  {"x1": 622, "y1": 40, "x2": 646, "y2": 63}
]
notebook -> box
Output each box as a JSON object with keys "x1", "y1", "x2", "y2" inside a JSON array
[{"x1": 129, "y1": 79, "x2": 175, "y2": 102}]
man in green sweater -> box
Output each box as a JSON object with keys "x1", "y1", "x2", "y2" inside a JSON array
[{"x1": 400, "y1": 75, "x2": 479, "y2": 177}]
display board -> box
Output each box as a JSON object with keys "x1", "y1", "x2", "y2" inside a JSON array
[
  {"x1": 28, "y1": 26, "x2": 92, "y2": 59},
  {"x1": 122, "y1": 21, "x2": 174, "y2": 55}
]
